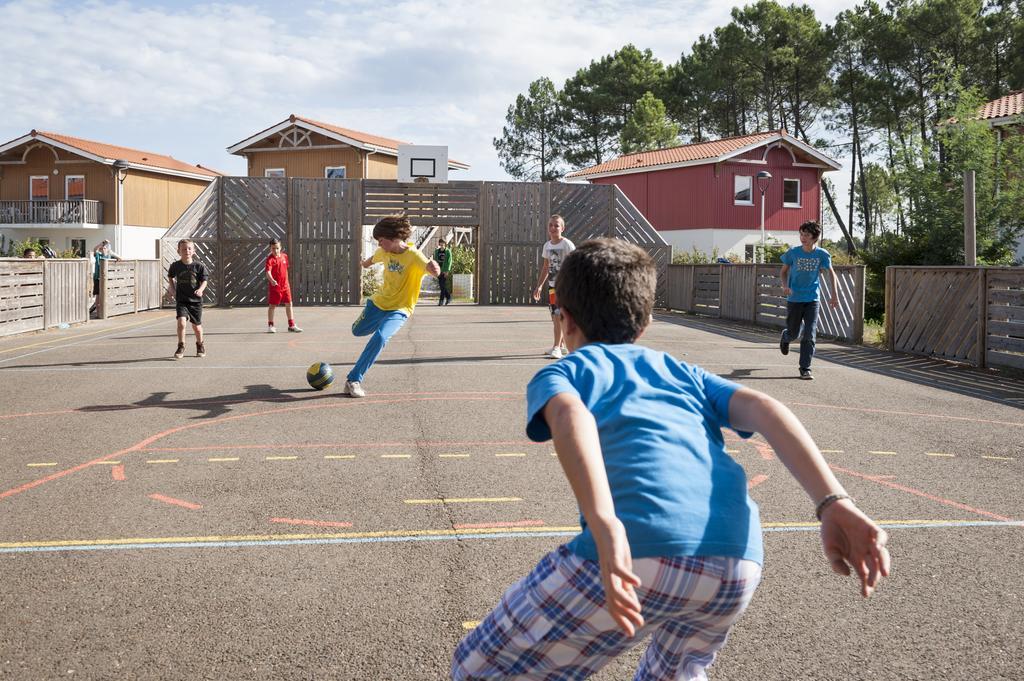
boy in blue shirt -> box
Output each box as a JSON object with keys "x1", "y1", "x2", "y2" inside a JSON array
[
  {"x1": 779, "y1": 220, "x2": 839, "y2": 380},
  {"x1": 452, "y1": 239, "x2": 889, "y2": 680}
]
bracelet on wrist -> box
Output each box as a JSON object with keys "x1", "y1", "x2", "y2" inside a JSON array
[{"x1": 815, "y1": 493, "x2": 853, "y2": 521}]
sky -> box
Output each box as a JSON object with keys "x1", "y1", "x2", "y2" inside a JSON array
[{"x1": 0, "y1": 0, "x2": 856, "y2": 236}]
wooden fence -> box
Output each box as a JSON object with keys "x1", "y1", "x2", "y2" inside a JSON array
[
  {"x1": 666, "y1": 263, "x2": 865, "y2": 343},
  {"x1": 0, "y1": 258, "x2": 89, "y2": 337},
  {"x1": 162, "y1": 178, "x2": 669, "y2": 308},
  {"x1": 98, "y1": 260, "x2": 164, "y2": 319},
  {"x1": 885, "y1": 266, "x2": 1024, "y2": 370}
]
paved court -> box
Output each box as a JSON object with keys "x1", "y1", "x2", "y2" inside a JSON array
[{"x1": 0, "y1": 304, "x2": 1021, "y2": 680}]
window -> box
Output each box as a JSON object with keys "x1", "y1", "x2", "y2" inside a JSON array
[
  {"x1": 66, "y1": 175, "x2": 85, "y2": 201},
  {"x1": 733, "y1": 175, "x2": 752, "y2": 205},
  {"x1": 30, "y1": 176, "x2": 49, "y2": 201},
  {"x1": 324, "y1": 166, "x2": 346, "y2": 179},
  {"x1": 70, "y1": 238, "x2": 86, "y2": 257},
  {"x1": 783, "y1": 178, "x2": 801, "y2": 207},
  {"x1": 265, "y1": 168, "x2": 285, "y2": 178}
]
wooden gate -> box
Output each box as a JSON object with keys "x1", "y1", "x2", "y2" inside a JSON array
[{"x1": 163, "y1": 178, "x2": 667, "y2": 307}]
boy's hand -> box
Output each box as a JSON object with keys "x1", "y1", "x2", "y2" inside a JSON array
[
  {"x1": 532, "y1": 286, "x2": 541, "y2": 302},
  {"x1": 592, "y1": 517, "x2": 644, "y2": 637},
  {"x1": 268, "y1": 276, "x2": 278, "y2": 287},
  {"x1": 829, "y1": 295, "x2": 839, "y2": 309},
  {"x1": 819, "y1": 499, "x2": 891, "y2": 597},
  {"x1": 783, "y1": 286, "x2": 791, "y2": 297}
]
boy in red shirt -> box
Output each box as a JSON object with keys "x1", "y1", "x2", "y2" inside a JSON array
[{"x1": 266, "y1": 238, "x2": 302, "y2": 333}]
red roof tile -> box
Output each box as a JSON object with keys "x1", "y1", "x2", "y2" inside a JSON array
[
  {"x1": 567, "y1": 131, "x2": 781, "y2": 178},
  {"x1": 978, "y1": 91, "x2": 1024, "y2": 121},
  {"x1": 292, "y1": 115, "x2": 410, "y2": 151},
  {"x1": 33, "y1": 130, "x2": 218, "y2": 178}
]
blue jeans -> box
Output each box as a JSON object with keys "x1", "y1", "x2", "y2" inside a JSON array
[
  {"x1": 782, "y1": 301, "x2": 819, "y2": 371},
  {"x1": 347, "y1": 300, "x2": 408, "y2": 382}
]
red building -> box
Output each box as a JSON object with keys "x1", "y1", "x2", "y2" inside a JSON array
[{"x1": 566, "y1": 130, "x2": 841, "y2": 261}]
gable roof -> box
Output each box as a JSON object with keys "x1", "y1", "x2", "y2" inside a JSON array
[
  {"x1": 565, "y1": 130, "x2": 841, "y2": 180},
  {"x1": 226, "y1": 114, "x2": 470, "y2": 170},
  {"x1": 0, "y1": 130, "x2": 220, "y2": 181},
  {"x1": 978, "y1": 91, "x2": 1024, "y2": 125}
]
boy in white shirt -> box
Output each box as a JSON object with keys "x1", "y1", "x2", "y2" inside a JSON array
[{"x1": 531, "y1": 215, "x2": 576, "y2": 359}]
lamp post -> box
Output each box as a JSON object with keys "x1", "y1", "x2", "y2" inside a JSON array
[
  {"x1": 111, "y1": 160, "x2": 129, "y2": 254},
  {"x1": 756, "y1": 170, "x2": 772, "y2": 263}
]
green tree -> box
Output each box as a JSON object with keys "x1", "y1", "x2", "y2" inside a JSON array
[
  {"x1": 493, "y1": 77, "x2": 564, "y2": 181},
  {"x1": 620, "y1": 92, "x2": 680, "y2": 153}
]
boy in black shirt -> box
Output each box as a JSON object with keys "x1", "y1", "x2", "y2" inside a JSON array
[{"x1": 167, "y1": 238, "x2": 208, "y2": 359}]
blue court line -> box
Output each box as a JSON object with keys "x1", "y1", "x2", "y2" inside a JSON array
[{"x1": 0, "y1": 521, "x2": 1020, "y2": 555}]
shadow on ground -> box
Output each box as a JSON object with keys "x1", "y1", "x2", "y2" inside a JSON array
[{"x1": 654, "y1": 311, "x2": 1024, "y2": 410}]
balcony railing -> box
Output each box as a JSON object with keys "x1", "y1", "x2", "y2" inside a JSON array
[{"x1": 0, "y1": 200, "x2": 103, "y2": 225}]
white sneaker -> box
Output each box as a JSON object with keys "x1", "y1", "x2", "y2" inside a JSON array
[
  {"x1": 288, "y1": 325, "x2": 303, "y2": 333},
  {"x1": 546, "y1": 347, "x2": 563, "y2": 359},
  {"x1": 345, "y1": 380, "x2": 366, "y2": 398},
  {"x1": 267, "y1": 325, "x2": 277, "y2": 333}
]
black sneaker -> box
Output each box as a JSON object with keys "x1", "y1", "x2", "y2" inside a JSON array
[
  {"x1": 799, "y1": 369, "x2": 814, "y2": 380},
  {"x1": 780, "y1": 333, "x2": 790, "y2": 356},
  {"x1": 196, "y1": 343, "x2": 206, "y2": 358},
  {"x1": 173, "y1": 343, "x2": 185, "y2": 360}
]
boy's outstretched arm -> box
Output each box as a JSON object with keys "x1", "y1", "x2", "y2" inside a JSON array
[
  {"x1": 543, "y1": 392, "x2": 644, "y2": 636},
  {"x1": 728, "y1": 387, "x2": 891, "y2": 597},
  {"x1": 425, "y1": 259, "x2": 441, "y2": 277}
]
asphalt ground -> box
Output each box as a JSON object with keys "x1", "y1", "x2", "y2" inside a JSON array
[{"x1": 0, "y1": 304, "x2": 1021, "y2": 681}]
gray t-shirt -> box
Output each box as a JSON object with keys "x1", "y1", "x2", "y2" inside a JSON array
[{"x1": 542, "y1": 238, "x2": 576, "y2": 287}]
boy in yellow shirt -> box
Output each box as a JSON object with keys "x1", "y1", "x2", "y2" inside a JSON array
[{"x1": 344, "y1": 215, "x2": 440, "y2": 397}]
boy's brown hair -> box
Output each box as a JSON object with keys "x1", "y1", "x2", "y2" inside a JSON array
[
  {"x1": 555, "y1": 238, "x2": 655, "y2": 344},
  {"x1": 269, "y1": 237, "x2": 281, "y2": 247},
  {"x1": 799, "y1": 220, "x2": 822, "y2": 241},
  {"x1": 372, "y1": 215, "x2": 413, "y2": 241},
  {"x1": 177, "y1": 238, "x2": 193, "y2": 249}
]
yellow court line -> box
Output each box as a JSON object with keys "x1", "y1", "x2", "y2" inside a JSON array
[
  {"x1": 325, "y1": 455, "x2": 356, "y2": 460},
  {"x1": 982, "y1": 455, "x2": 1014, "y2": 461},
  {"x1": 926, "y1": 452, "x2": 954, "y2": 457},
  {"x1": 2, "y1": 519, "x2": 1008, "y2": 552},
  {"x1": 208, "y1": 457, "x2": 240, "y2": 462},
  {"x1": 265, "y1": 456, "x2": 298, "y2": 461},
  {"x1": 404, "y1": 497, "x2": 522, "y2": 504},
  {"x1": 0, "y1": 525, "x2": 583, "y2": 550},
  {"x1": 724, "y1": 449, "x2": 739, "y2": 454},
  {"x1": 868, "y1": 451, "x2": 898, "y2": 455},
  {"x1": 27, "y1": 462, "x2": 57, "y2": 468},
  {"x1": 93, "y1": 461, "x2": 121, "y2": 465},
  {"x1": 0, "y1": 314, "x2": 170, "y2": 355},
  {"x1": 495, "y1": 453, "x2": 526, "y2": 457},
  {"x1": 381, "y1": 454, "x2": 412, "y2": 459},
  {"x1": 440, "y1": 454, "x2": 470, "y2": 458},
  {"x1": 146, "y1": 459, "x2": 179, "y2": 464},
  {"x1": 462, "y1": 621, "x2": 480, "y2": 630},
  {"x1": 820, "y1": 449, "x2": 844, "y2": 453}
]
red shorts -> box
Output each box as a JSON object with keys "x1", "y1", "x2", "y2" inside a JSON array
[{"x1": 268, "y1": 287, "x2": 292, "y2": 305}]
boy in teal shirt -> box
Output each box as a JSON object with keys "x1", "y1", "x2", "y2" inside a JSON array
[{"x1": 779, "y1": 220, "x2": 839, "y2": 380}]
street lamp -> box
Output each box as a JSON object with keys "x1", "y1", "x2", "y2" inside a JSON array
[
  {"x1": 756, "y1": 170, "x2": 772, "y2": 263},
  {"x1": 111, "y1": 160, "x2": 129, "y2": 254}
]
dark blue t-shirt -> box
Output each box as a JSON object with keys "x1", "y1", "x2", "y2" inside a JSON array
[
  {"x1": 526, "y1": 343, "x2": 763, "y2": 564},
  {"x1": 781, "y1": 246, "x2": 832, "y2": 302}
]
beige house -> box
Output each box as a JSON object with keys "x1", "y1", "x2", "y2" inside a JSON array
[
  {"x1": 226, "y1": 114, "x2": 470, "y2": 179},
  {"x1": 0, "y1": 130, "x2": 219, "y2": 259}
]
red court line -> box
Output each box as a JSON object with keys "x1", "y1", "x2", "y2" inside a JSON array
[
  {"x1": 747, "y1": 474, "x2": 769, "y2": 489},
  {"x1": 830, "y1": 465, "x2": 1012, "y2": 522},
  {"x1": 270, "y1": 518, "x2": 353, "y2": 528},
  {"x1": 111, "y1": 465, "x2": 126, "y2": 482},
  {"x1": 148, "y1": 494, "x2": 202, "y2": 510},
  {"x1": 453, "y1": 520, "x2": 547, "y2": 529},
  {"x1": 0, "y1": 395, "x2": 522, "y2": 503}
]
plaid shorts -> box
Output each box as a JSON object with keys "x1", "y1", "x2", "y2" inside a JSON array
[{"x1": 452, "y1": 545, "x2": 761, "y2": 681}]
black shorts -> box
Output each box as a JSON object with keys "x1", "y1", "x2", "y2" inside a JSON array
[
  {"x1": 176, "y1": 301, "x2": 203, "y2": 325},
  {"x1": 92, "y1": 279, "x2": 100, "y2": 295}
]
